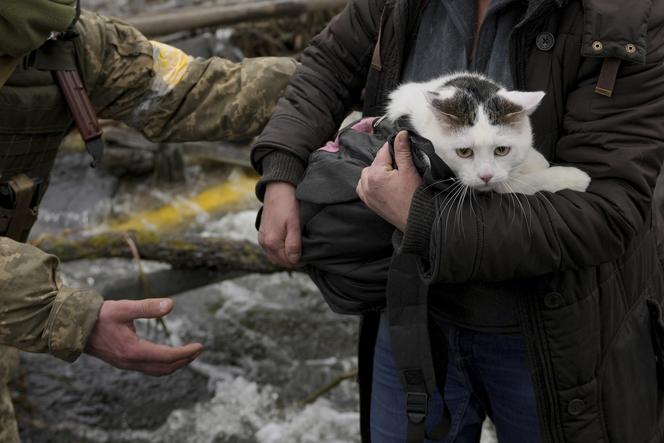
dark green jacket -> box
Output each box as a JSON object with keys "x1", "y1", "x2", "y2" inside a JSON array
[{"x1": 252, "y1": 0, "x2": 664, "y2": 441}]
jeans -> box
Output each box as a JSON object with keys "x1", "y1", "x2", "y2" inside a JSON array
[{"x1": 370, "y1": 315, "x2": 543, "y2": 443}]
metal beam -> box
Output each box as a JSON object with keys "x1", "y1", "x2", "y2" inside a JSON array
[{"x1": 127, "y1": 0, "x2": 347, "y2": 38}]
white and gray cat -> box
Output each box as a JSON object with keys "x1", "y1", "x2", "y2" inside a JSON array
[{"x1": 386, "y1": 72, "x2": 590, "y2": 194}]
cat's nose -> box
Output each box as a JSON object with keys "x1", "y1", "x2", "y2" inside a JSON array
[{"x1": 480, "y1": 173, "x2": 494, "y2": 184}]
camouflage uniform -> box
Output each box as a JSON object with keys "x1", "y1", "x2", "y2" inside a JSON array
[{"x1": 0, "y1": 11, "x2": 297, "y2": 441}]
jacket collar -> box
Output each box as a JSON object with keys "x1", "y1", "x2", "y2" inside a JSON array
[{"x1": 580, "y1": 0, "x2": 652, "y2": 63}]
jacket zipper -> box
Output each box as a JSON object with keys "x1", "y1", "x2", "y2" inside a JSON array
[
  {"x1": 524, "y1": 296, "x2": 563, "y2": 443},
  {"x1": 510, "y1": 4, "x2": 564, "y2": 443}
]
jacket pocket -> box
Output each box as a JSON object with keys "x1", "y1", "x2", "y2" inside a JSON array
[{"x1": 647, "y1": 298, "x2": 664, "y2": 388}]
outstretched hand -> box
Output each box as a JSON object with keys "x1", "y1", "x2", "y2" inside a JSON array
[
  {"x1": 85, "y1": 298, "x2": 203, "y2": 376},
  {"x1": 356, "y1": 131, "x2": 423, "y2": 231}
]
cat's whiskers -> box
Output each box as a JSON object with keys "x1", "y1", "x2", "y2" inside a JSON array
[
  {"x1": 423, "y1": 177, "x2": 458, "y2": 192},
  {"x1": 503, "y1": 180, "x2": 535, "y2": 235},
  {"x1": 436, "y1": 182, "x2": 467, "y2": 238}
]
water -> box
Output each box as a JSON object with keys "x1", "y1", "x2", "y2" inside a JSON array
[{"x1": 13, "y1": 149, "x2": 499, "y2": 442}]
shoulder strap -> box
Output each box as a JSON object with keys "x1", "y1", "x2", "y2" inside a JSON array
[
  {"x1": 358, "y1": 312, "x2": 381, "y2": 442},
  {"x1": 53, "y1": 69, "x2": 105, "y2": 167},
  {"x1": 386, "y1": 252, "x2": 451, "y2": 442}
]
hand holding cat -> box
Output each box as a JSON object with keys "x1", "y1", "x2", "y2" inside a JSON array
[{"x1": 357, "y1": 131, "x2": 423, "y2": 231}]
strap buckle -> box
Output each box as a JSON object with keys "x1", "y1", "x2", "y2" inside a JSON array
[{"x1": 406, "y1": 392, "x2": 428, "y2": 424}]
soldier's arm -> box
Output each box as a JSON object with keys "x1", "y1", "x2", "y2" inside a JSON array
[
  {"x1": 0, "y1": 237, "x2": 203, "y2": 373},
  {"x1": 75, "y1": 11, "x2": 298, "y2": 142},
  {"x1": 0, "y1": 237, "x2": 103, "y2": 362}
]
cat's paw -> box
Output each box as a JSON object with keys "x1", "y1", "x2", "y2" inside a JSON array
[{"x1": 548, "y1": 166, "x2": 591, "y2": 192}]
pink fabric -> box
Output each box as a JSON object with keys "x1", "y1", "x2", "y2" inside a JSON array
[{"x1": 318, "y1": 117, "x2": 377, "y2": 153}]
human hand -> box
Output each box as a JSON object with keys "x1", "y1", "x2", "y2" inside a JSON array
[
  {"x1": 258, "y1": 181, "x2": 302, "y2": 267},
  {"x1": 356, "y1": 131, "x2": 424, "y2": 231},
  {"x1": 85, "y1": 298, "x2": 203, "y2": 376}
]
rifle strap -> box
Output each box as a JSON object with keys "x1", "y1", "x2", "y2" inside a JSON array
[{"x1": 53, "y1": 69, "x2": 105, "y2": 167}]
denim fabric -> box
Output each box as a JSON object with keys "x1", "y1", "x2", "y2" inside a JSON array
[{"x1": 370, "y1": 315, "x2": 543, "y2": 442}]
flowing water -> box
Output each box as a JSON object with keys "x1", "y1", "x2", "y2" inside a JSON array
[{"x1": 13, "y1": 151, "x2": 498, "y2": 442}]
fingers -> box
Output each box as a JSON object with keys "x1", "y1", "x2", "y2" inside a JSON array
[
  {"x1": 132, "y1": 340, "x2": 203, "y2": 365},
  {"x1": 107, "y1": 299, "x2": 174, "y2": 322},
  {"x1": 123, "y1": 343, "x2": 203, "y2": 377},
  {"x1": 372, "y1": 142, "x2": 394, "y2": 170},
  {"x1": 284, "y1": 216, "x2": 302, "y2": 265},
  {"x1": 258, "y1": 222, "x2": 297, "y2": 267},
  {"x1": 356, "y1": 166, "x2": 369, "y2": 201},
  {"x1": 393, "y1": 131, "x2": 414, "y2": 171},
  {"x1": 134, "y1": 356, "x2": 198, "y2": 377}
]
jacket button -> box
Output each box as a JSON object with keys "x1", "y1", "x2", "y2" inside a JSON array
[
  {"x1": 568, "y1": 399, "x2": 585, "y2": 416},
  {"x1": 625, "y1": 43, "x2": 637, "y2": 54},
  {"x1": 544, "y1": 292, "x2": 563, "y2": 309},
  {"x1": 592, "y1": 40, "x2": 604, "y2": 52},
  {"x1": 536, "y1": 32, "x2": 555, "y2": 51}
]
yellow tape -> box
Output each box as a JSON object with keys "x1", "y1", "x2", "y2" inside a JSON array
[
  {"x1": 108, "y1": 174, "x2": 258, "y2": 232},
  {"x1": 150, "y1": 41, "x2": 193, "y2": 88}
]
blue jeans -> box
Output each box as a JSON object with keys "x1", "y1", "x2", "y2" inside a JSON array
[{"x1": 370, "y1": 316, "x2": 543, "y2": 443}]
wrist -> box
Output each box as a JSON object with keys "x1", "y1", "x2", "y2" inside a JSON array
[
  {"x1": 255, "y1": 151, "x2": 305, "y2": 201},
  {"x1": 265, "y1": 181, "x2": 296, "y2": 203}
]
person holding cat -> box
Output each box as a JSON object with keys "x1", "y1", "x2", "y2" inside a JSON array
[{"x1": 253, "y1": 0, "x2": 664, "y2": 442}]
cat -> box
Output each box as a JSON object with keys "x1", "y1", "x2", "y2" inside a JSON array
[{"x1": 386, "y1": 72, "x2": 590, "y2": 194}]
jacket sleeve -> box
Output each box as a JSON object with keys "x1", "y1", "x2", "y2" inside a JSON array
[
  {"x1": 401, "y1": 26, "x2": 664, "y2": 283},
  {"x1": 0, "y1": 237, "x2": 104, "y2": 362},
  {"x1": 74, "y1": 11, "x2": 298, "y2": 142},
  {"x1": 250, "y1": 0, "x2": 384, "y2": 198}
]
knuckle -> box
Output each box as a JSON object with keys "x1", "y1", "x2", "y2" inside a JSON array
[{"x1": 262, "y1": 234, "x2": 281, "y2": 249}]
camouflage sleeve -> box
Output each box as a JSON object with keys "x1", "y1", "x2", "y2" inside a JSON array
[
  {"x1": 75, "y1": 11, "x2": 298, "y2": 142},
  {"x1": 0, "y1": 237, "x2": 104, "y2": 362}
]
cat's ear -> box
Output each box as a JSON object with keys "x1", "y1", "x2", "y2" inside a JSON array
[
  {"x1": 498, "y1": 90, "x2": 546, "y2": 116},
  {"x1": 424, "y1": 87, "x2": 459, "y2": 124}
]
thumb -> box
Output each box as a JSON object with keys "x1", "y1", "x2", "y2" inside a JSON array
[
  {"x1": 393, "y1": 131, "x2": 414, "y2": 171},
  {"x1": 114, "y1": 298, "x2": 174, "y2": 321},
  {"x1": 285, "y1": 217, "x2": 302, "y2": 264}
]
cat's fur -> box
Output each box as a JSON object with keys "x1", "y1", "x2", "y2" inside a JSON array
[{"x1": 386, "y1": 73, "x2": 590, "y2": 194}]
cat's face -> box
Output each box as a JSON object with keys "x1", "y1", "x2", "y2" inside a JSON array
[
  {"x1": 386, "y1": 74, "x2": 545, "y2": 192},
  {"x1": 425, "y1": 86, "x2": 544, "y2": 191}
]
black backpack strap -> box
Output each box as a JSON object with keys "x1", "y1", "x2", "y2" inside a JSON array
[
  {"x1": 386, "y1": 252, "x2": 451, "y2": 442},
  {"x1": 358, "y1": 312, "x2": 381, "y2": 442}
]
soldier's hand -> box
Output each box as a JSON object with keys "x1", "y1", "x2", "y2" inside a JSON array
[
  {"x1": 84, "y1": 298, "x2": 203, "y2": 376},
  {"x1": 258, "y1": 182, "x2": 302, "y2": 267}
]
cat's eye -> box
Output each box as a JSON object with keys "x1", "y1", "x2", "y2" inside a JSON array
[
  {"x1": 456, "y1": 148, "x2": 474, "y2": 158},
  {"x1": 494, "y1": 146, "x2": 511, "y2": 156}
]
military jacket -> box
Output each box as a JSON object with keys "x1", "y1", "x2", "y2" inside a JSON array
[{"x1": 0, "y1": 10, "x2": 297, "y2": 362}]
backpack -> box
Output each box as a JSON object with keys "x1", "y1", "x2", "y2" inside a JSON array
[{"x1": 296, "y1": 116, "x2": 455, "y2": 442}]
